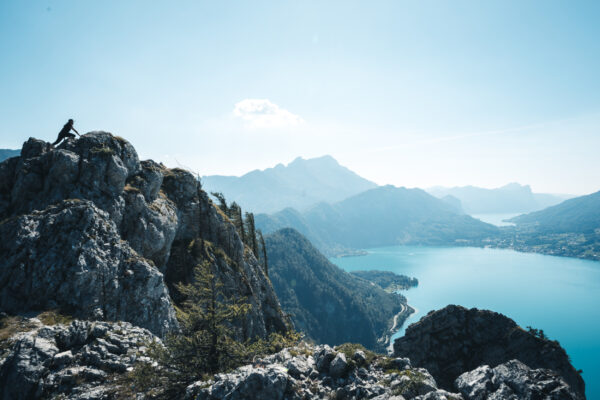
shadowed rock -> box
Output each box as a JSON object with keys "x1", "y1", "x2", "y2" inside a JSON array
[{"x1": 393, "y1": 305, "x2": 585, "y2": 399}]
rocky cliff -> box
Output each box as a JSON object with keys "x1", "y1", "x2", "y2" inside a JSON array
[
  {"x1": 0, "y1": 132, "x2": 287, "y2": 339},
  {"x1": 393, "y1": 305, "x2": 585, "y2": 399}
]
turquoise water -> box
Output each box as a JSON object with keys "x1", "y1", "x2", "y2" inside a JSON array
[
  {"x1": 470, "y1": 212, "x2": 519, "y2": 226},
  {"x1": 331, "y1": 246, "x2": 600, "y2": 398}
]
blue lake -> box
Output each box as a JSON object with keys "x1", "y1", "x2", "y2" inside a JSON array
[{"x1": 331, "y1": 246, "x2": 600, "y2": 399}]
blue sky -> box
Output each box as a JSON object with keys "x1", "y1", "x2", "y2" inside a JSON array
[{"x1": 1, "y1": 1, "x2": 599, "y2": 194}]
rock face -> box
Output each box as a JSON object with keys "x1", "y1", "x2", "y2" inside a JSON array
[
  {"x1": 455, "y1": 360, "x2": 580, "y2": 400},
  {"x1": 393, "y1": 305, "x2": 584, "y2": 399},
  {"x1": 0, "y1": 133, "x2": 287, "y2": 339},
  {"x1": 0, "y1": 318, "x2": 158, "y2": 400},
  {"x1": 0, "y1": 200, "x2": 176, "y2": 336}
]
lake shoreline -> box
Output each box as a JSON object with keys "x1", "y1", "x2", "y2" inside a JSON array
[{"x1": 380, "y1": 302, "x2": 415, "y2": 354}]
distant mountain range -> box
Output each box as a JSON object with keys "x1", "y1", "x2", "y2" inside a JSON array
[
  {"x1": 265, "y1": 228, "x2": 412, "y2": 350},
  {"x1": 0, "y1": 149, "x2": 19, "y2": 162},
  {"x1": 486, "y1": 190, "x2": 600, "y2": 260},
  {"x1": 427, "y1": 183, "x2": 571, "y2": 215},
  {"x1": 257, "y1": 185, "x2": 499, "y2": 255},
  {"x1": 202, "y1": 155, "x2": 377, "y2": 214},
  {"x1": 509, "y1": 190, "x2": 600, "y2": 233}
]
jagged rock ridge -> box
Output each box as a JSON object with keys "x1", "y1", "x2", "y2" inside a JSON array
[
  {"x1": 393, "y1": 305, "x2": 585, "y2": 399},
  {"x1": 187, "y1": 343, "x2": 580, "y2": 400},
  {"x1": 0, "y1": 132, "x2": 287, "y2": 339}
]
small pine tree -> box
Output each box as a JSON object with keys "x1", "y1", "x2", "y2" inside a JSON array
[
  {"x1": 229, "y1": 202, "x2": 246, "y2": 244},
  {"x1": 210, "y1": 192, "x2": 228, "y2": 215},
  {"x1": 136, "y1": 260, "x2": 252, "y2": 396},
  {"x1": 245, "y1": 212, "x2": 258, "y2": 257},
  {"x1": 257, "y1": 229, "x2": 268, "y2": 277},
  {"x1": 173, "y1": 260, "x2": 251, "y2": 375},
  {"x1": 124, "y1": 243, "x2": 299, "y2": 398}
]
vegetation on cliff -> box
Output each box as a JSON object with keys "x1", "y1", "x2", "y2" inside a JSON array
[{"x1": 264, "y1": 228, "x2": 410, "y2": 351}]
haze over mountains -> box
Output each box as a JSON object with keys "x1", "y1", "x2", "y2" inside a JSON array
[
  {"x1": 202, "y1": 155, "x2": 377, "y2": 214},
  {"x1": 204, "y1": 155, "x2": 573, "y2": 218},
  {"x1": 200, "y1": 154, "x2": 600, "y2": 257},
  {"x1": 256, "y1": 185, "x2": 499, "y2": 256},
  {"x1": 428, "y1": 183, "x2": 571, "y2": 215},
  {"x1": 509, "y1": 190, "x2": 600, "y2": 233}
]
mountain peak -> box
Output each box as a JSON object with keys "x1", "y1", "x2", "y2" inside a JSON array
[{"x1": 203, "y1": 155, "x2": 377, "y2": 213}]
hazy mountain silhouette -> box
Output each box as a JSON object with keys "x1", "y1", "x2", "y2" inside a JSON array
[
  {"x1": 427, "y1": 183, "x2": 570, "y2": 214},
  {"x1": 256, "y1": 185, "x2": 499, "y2": 255},
  {"x1": 202, "y1": 155, "x2": 377, "y2": 214},
  {"x1": 0, "y1": 149, "x2": 19, "y2": 162},
  {"x1": 509, "y1": 190, "x2": 600, "y2": 233}
]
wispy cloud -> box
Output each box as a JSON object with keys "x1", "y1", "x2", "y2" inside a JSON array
[{"x1": 233, "y1": 99, "x2": 304, "y2": 129}]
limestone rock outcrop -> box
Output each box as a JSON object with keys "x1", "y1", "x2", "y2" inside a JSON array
[
  {"x1": 186, "y1": 344, "x2": 462, "y2": 400},
  {"x1": 0, "y1": 132, "x2": 287, "y2": 339},
  {"x1": 455, "y1": 359, "x2": 580, "y2": 400},
  {"x1": 0, "y1": 318, "x2": 158, "y2": 400},
  {"x1": 393, "y1": 305, "x2": 584, "y2": 399},
  {"x1": 0, "y1": 200, "x2": 176, "y2": 336}
]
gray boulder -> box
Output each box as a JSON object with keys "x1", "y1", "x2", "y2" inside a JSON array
[
  {"x1": 315, "y1": 345, "x2": 336, "y2": 373},
  {"x1": 188, "y1": 364, "x2": 290, "y2": 400},
  {"x1": 329, "y1": 352, "x2": 348, "y2": 378},
  {"x1": 455, "y1": 359, "x2": 582, "y2": 400}
]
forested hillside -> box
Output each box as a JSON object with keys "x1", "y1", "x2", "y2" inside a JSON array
[{"x1": 264, "y1": 228, "x2": 413, "y2": 350}]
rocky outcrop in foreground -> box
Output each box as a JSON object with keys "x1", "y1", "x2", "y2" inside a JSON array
[
  {"x1": 393, "y1": 305, "x2": 584, "y2": 399},
  {"x1": 0, "y1": 314, "x2": 582, "y2": 399},
  {"x1": 0, "y1": 318, "x2": 158, "y2": 400},
  {"x1": 187, "y1": 343, "x2": 460, "y2": 400},
  {"x1": 187, "y1": 343, "x2": 580, "y2": 400},
  {"x1": 0, "y1": 133, "x2": 287, "y2": 338},
  {"x1": 456, "y1": 359, "x2": 580, "y2": 400}
]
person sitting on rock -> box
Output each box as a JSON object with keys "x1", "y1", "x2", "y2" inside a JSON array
[{"x1": 52, "y1": 119, "x2": 80, "y2": 146}]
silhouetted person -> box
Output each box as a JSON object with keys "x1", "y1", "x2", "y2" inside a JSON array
[{"x1": 52, "y1": 119, "x2": 80, "y2": 146}]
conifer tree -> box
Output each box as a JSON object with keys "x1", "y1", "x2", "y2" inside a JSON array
[
  {"x1": 245, "y1": 212, "x2": 258, "y2": 256},
  {"x1": 257, "y1": 229, "x2": 268, "y2": 277},
  {"x1": 210, "y1": 192, "x2": 228, "y2": 215},
  {"x1": 127, "y1": 255, "x2": 299, "y2": 397},
  {"x1": 230, "y1": 202, "x2": 246, "y2": 244},
  {"x1": 146, "y1": 260, "x2": 251, "y2": 394},
  {"x1": 173, "y1": 260, "x2": 251, "y2": 374}
]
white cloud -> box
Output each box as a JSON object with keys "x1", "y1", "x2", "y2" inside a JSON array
[{"x1": 233, "y1": 99, "x2": 304, "y2": 129}]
